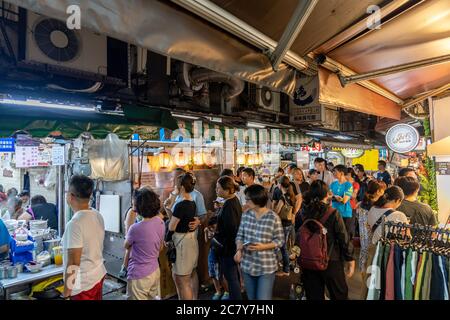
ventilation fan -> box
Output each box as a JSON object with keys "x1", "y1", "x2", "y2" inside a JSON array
[
  {"x1": 260, "y1": 87, "x2": 273, "y2": 107},
  {"x1": 248, "y1": 84, "x2": 280, "y2": 112},
  {"x1": 33, "y1": 18, "x2": 80, "y2": 62}
]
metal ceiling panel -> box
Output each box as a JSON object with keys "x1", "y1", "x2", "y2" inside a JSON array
[
  {"x1": 328, "y1": 0, "x2": 450, "y2": 99},
  {"x1": 211, "y1": 0, "x2": 386, "y2": 56}
]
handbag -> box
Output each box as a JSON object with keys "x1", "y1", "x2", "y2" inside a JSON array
[
  {"x1": 166, "y1": 233, "x2": 187, "y2": 264},
  {"x1": 279, "y1": 194, "x2": 294, "y2": 221}
]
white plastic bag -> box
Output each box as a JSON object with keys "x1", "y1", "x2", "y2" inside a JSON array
[{"x1": 87, "y1": 134, "x2": 129, "y2": 181}]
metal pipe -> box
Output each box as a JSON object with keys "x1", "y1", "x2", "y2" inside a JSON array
[
  {"x1": 171, "y1": 0, "x2": 308, "y2": 70},
  {"x1": 269, "y1": 0, "x2": 318, "y2": 71},
  {"x1": 190, "y1": 67, "x2": 244, "y2": 100},
  {"x1": 315, "y1": 54, "x2": 404, "y2": 104},
  {"x1": 338, "y1": 54, "x2": 450, "y2": 86},
  {"x1": 402, "y1": 83, "x2": 450, "y2": 109}
]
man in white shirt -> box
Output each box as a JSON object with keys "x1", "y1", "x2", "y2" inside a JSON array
[
  {"x1": 62, "y1": 175, "x2": 106, "y2": 300},
  {"x1": 237, "y1": 167, "x2": 257, "y2": 211},
  {"x1": 314, "y1": 157, "x2": 335, "y2": 186}
]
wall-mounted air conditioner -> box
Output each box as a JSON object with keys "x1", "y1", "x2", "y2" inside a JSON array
[
  {"x1": 248, "y1": 84, "x2": 280, "y2": 112},
  {"x1": 26, "y1": 11, "x2": 107, "y2": 75}
]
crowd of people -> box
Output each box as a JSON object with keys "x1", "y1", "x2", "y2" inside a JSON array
[
  {"x1": 2, "y1": 156, "x2": 437, "y2": 301},
  {"x1": 109, "y1": 157, "x2": 437, "y2": 301}
]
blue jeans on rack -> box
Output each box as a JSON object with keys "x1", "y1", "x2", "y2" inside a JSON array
[{"x1": 242, "y1": 272, "x2": 276, "y2": 300}]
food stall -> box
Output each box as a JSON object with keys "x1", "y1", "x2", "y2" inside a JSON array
[{"x1": 0, "y1": 99, "x2": 178, "y2": 299}]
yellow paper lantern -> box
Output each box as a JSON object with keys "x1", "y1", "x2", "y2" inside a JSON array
[
  {"x1": 247, "y1": 154, "x2": 256, "y2": 166},
  {"x1": 146, "y1": 155, "x2": 160, "y2": 172},
  {"x1": 193, "y1": 152, "x2": 204, "y2": 166},
  {"x1": 174, "y1": 151, "x2": 189, "y2": 167},
  {"x1": 203, "y1": 151, "x2": 217, "y2": 167},
  {"x1": 237, "y1": 153, "x2": 246, "y2": 165},
  {"x1": 256, "y1": 153, "x2": 263, "y2": 165},
  {"x1": 158, "y1": 151, "x2": 172, "y2": 168}
]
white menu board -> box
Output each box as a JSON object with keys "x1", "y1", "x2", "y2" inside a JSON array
[
  {"x1": 51, "y1": 145, "x2": 65, "y2": 166},
  {"x1": 15, "y1": 146, "x2": 39, "y2": 168}
]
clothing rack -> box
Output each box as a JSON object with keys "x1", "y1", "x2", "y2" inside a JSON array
[{"x1": 381, "y1": 221, "x2": 450, "y2": 257}]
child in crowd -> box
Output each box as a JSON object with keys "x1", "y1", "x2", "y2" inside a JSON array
[{"x1": 204, "y1": 215, "x2": 229, "y2": 300}]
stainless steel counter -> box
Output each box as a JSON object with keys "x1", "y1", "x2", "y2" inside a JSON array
[{"x1": 0, "y1": 264, "x2": 64, "y2": 299}]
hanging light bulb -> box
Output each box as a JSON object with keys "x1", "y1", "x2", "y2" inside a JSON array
[
  {"x1": 174, "y1": 151, "x2": 189, "y2": 167},
  {"x1": 158, "y1": 151, "x2": 172, "y2": 169}
]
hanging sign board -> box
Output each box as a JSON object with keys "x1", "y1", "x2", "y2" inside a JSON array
[
  {"x1": 385, "y1": 124, "x2": 420, "y2": 154},
  {"x1": 0, "y1": 138, "x2": 15, "y2": 152},
  {"x1": 15, "y1": 146, "x2": 39, "y2": 168},
  {"x1": 340, "y1": 148, "x2": 364, "y2": 158}
]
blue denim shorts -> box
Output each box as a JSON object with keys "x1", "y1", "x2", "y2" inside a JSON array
[{"x1": 208, "y1": 248, "x2": 220, "y2": 280}]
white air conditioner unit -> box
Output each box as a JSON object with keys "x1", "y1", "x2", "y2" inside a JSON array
[
  {"x1": 248, "y1": 84, "x2": 280, "y2": 112},
  {"x1": 290, "y1": 101, "x2": 340, "y2": 131},
  {"x1": 26, "y1": 11, "x2": 107, "y2": 75}
]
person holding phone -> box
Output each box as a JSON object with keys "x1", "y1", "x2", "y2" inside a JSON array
[{"x1": 234, "y1": 185, "x2": 284, "y2": 300}]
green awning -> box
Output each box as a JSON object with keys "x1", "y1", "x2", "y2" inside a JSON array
[{"x1": 0, "y1": 103, "x2": 177, "y2": 139}]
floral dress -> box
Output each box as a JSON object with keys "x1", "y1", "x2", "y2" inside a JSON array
[{"x1": 357, "y1": 204, "x2": 372, "y2": 272}]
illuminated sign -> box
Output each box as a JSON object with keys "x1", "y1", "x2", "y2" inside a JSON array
[
  {"x1": 385, "y1": 124, "x2": 420, "y2": 154},
  {"x1": 340, "y1": 148, "x2": 364, "y2": 158}
]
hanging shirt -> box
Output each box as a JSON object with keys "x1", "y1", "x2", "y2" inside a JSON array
[
  {"x1": 366, "y1": 242, "x2": 383, "y2": 300},
  {"x1": 385, "y1": 245, "x2": 395, "y2": 300},
  {"x1": 430, "y1": 254, "x2": 448, "y2": 300},
  {"x1": 421, "y1": 253, "x2": 433, "y2": 300},
  {"x1": 414, "y1": 253, "x2": 427, "y2": 300},
  {"x1": 330, "y1": 180, "x2": 353, "y2": 218},
  {"x1": 404, "y1": 248, "x2": 414, "y2": 300},
  {"x1": 393, "y1": 245, "x2": 404, "y2": 300}
]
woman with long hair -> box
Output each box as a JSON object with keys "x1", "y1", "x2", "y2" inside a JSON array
[
  {"x1": 356, "y1": 180, "x2": 386, "y2": 298},
  {"x1": 213, "y1": 176, "x2": 243, "y2": 300},
  {"x1": 273, "y1": 176, "x2": 300, "y2": 276},
  {"x1": 298, "y1": 180, "x2": 355, "y2": 300},
  {"x1": 364, "y1": 186, "x2": 408, "y2": 299}
]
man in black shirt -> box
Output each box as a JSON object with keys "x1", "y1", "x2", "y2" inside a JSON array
[
  {"x1": 375, "y1": 160, "x2": 392, "y2": 186},
  {"x1": 395, "y1": 176, "x2": 437, "y2": 226}
]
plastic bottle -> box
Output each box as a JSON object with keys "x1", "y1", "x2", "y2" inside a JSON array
[{"x1": 289, "y1": 284, "x2": 296, "y2": 300}]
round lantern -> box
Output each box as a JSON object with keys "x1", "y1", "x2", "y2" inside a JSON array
[
  {"x1": 158, "y1": 151, "x2": 172, "y2": 168},
  {"x1": 174, "y1": 151, "x2": 189, "y2": 167},
  {"x1": 236, "y1": 153, "x2": 246, "y2": 165},
  {"x1": 256, "y1": 153, "x2": 263, "y2": 165},
  {"x1": 146, "y1": 155, "x2": 160, "y2": 172},
  {"x1": 193, "y1": 152, "x2": 204, "y2": 166},
  {"x1": 203, "y1": 151, "x2": 217, "y2": 167},
  {"x1": 246, "y1": 154, "x2": 256, "y2": 166}
]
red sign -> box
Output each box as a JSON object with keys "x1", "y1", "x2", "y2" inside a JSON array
[{"x1": 301, "y1": 143, "x2": 322, "y2": 152}]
